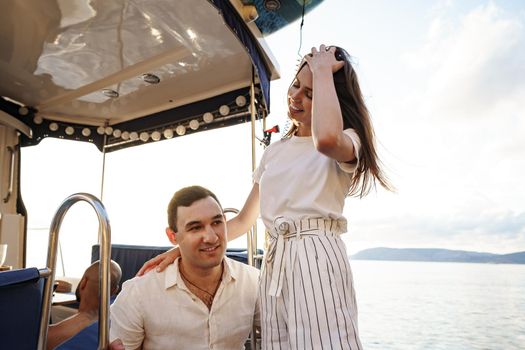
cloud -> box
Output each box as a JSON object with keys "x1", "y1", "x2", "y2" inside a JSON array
[
  {"x1": 343, "y1": 171, "x2": 525, "y2": 254},
  {"x1": 345, "y1": 206, "x2": 525, "y2": 254},
  {"x1": 389, "y1": 2, "x2": 525, "y2": 198},
  {"x1": 405, "y1": 2, "x2": 525, "y2": 121},
  {"x1": 372, "y1": 3, "x2": 525, "y2": 204}
]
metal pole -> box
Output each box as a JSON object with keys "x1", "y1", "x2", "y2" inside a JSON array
[
  {"x1": 37, "y1": 193, "x2": 112, "y2": 350},
  {"x1": 248, "y1": 69, "x2": 259, "y2": 350},
  {"x1": 248, "y1": 75, "x2": 257, "y2": 268},
  {"x1": 100, "y1": 134, "x2": 107, "y2": 202}
]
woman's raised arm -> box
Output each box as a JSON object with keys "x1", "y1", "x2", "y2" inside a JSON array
[{"x1": 226, "y1": 183, "x2": 260, "y2": 240}]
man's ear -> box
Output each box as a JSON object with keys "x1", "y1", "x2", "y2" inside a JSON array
[
  {"x1": 78, "y1": 276, "x2": 88, "y2": 292},
  {"x1": 165, "y1": 227, "x2": 177, "y2": 245},
  {"x1": 110, "y1": 284, "x2": 120, "y2": 296}
]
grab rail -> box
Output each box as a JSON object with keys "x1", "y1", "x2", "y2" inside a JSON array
[
  {"x1": 223, "y1": 207, "x2": 258, "y2": 349},
  {"x1": 37, "y1": 193, "x2": 111, "y2": 350},
  {"x1": 223, "y1": 207, "x2": 257, "y2": 267}
]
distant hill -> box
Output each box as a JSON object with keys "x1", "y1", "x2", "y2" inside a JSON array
[{"x1": 352, "y1": 248, "x2": 525, "y2": 264}]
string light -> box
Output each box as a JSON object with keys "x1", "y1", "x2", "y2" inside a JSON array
[
  {"x1": 32, "y1": 93, "x2": 258, "y2": 147},
  {"x1": 139, "y1": 132, "x2": 149, "y2": 142},
  {"x1": 219, "y1": 105, "x2": 230, "y2": 116},
  {"x1": 235, "y1": 95, "x2": 246, "y2": 107},
  {"x1": 189, "y1": 119, "x2": 200, "y2": 130},
  {"x1": 164, "y1": 129, "x2": 174, "y2": 139},
  {"x1": 151, "y1": 131, "x2": 161, "y2": 141},
  {"x1": 203, "y1": 112, "x2": 214, "y2": 123},
  {"x1": 18, "y1": 107, "x2": 29, "y2": 116}
]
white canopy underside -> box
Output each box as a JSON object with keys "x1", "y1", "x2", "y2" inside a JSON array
[{"x1": 0, "y1": 0, "x2": 279, "y2": 126}]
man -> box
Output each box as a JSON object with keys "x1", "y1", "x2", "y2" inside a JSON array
[
  {"x1": 47, "y1": 260, "x2": 122, "y2": 350},
  {"x1": 110, "y1": 186, "x2": 260, "y2": 350}
]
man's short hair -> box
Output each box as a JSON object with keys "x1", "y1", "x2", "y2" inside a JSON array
[{"x1": 167, "y1": 186, "x2": 223, "y2": 231}]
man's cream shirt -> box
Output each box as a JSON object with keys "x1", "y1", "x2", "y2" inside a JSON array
[{"x1": 110, "y1": 257, "x2": 260, "y2": 350}]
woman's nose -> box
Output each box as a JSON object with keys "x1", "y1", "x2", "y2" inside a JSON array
[{"x1": 289, "y1": 90, "x2": 302, "y2": 101}]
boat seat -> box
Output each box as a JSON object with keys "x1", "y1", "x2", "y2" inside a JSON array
[{"x1": 0, "y1": 267, "x2": 46, "y2": 350}]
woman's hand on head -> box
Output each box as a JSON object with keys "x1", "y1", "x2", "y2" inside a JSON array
[
  {"x1": 136, "y1": 247, "x2": 180, "y2": 276},
  {"x1": 304, "y1": 44, "x2": 344, "y2": 74}
]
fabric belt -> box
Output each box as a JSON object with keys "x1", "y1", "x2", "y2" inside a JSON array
[{"x1": 266, "y1": 216, "x2": 346, "y2": 297}]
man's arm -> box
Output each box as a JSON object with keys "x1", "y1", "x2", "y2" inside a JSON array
[
  {"x1": 47, "y1": 314, "x2": 94, "y2": 350},
  {"x1": 110, "y1": 281, "x2": 145, "y2": 350},
  {"x1": 108, "y1": 338, "x2": 125, "y2": 350}
]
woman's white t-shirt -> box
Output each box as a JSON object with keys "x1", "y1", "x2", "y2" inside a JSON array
[{"x1": 253, "y1": 128, "x2": 361, "y2": 231}]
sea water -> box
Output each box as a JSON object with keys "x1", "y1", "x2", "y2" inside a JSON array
[{"x1": 351, "y1": 260, "x2": 525, "y2": 350}]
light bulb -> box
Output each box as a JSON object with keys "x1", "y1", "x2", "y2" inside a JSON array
[
  {"x1": 141, "y1": 73, "x2": 160, "y2": 84},
  {"x1": 82, "y1": 128, "x2": 91, "y2": 137},
  {"x1": 203, "y1": 112, "x2": 214, "y2": 123},
  {"x1": 105, "y1": 126, "x2": 113, "y2": 135},
  {"x1": 121, "y1": 131, "x2": 130, "y2": 140},
  {"x1": 49, "y1": 122, "x2": 59, "y2": 131},
  {"x1": 65, "y1": 126, "x2": 75, "y2": 135},
  {"x1": 189, "y1": 119, "x2": 200, "y2": 130},
  {"x1": 19, "y1": 106, "x2": 29, "y2": 116},
  {"x1": 139, "y1": 132, "x2": 149, "y2": 142},
  {"x1": 33, "y1": 116, "x2": 43, "y2": 125},
  {"x1": 151, "y1": 131, "x2": 161, "y2": 141},
  {"x1": 219, "y1": 105, "x2": 230, "y2": 116},
  {"x1": 176, "y1": 125, "x2": 186, "y2": 136},
  {"x1": 97, "y1": 126, "x2": 105, "y2": 135},
  {"x1": 102, "y1": 89, "x2": 119, "y2": 98},
  {"x1": 164, "y1": 129, "x2": 174, "y2": 139},
  {"x1": 113, "y1": 129, "x2": 122, "y2": 138},
  {"x1": 235, "y1": 95, "x2": 247, "y2": 107},
  {"x1": 129, "y1": 132, "x2": 139, "y2": 141}
]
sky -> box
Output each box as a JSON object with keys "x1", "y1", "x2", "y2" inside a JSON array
[{"x1": 21, "y1": 0, "x2": 525, "y2": 276}]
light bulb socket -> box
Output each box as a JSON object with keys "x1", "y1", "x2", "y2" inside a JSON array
[{"x1": 141, "y1": 73, "x2": 161, "y2": 84}]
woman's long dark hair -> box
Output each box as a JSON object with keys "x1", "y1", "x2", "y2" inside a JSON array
[{"x1": 285, "y1": 46, "x2": 393, "y2": 197}]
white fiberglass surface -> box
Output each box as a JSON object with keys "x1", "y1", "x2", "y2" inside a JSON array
[{"x1": 0, "y1": 0, "x2": 255, "y2": 124}]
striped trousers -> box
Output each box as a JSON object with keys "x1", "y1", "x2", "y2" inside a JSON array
[{"x1": 260, "y1": 217, "x2": 362, "y2": 350}]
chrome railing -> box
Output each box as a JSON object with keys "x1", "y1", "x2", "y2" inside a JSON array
[
  {"x1": 37, "y1": 193, "x2": 111, "y2": 350},
  {"x1": 223, "y1": 207, "x2": 259, "y2": 349},
  {"x1": 223, "y1": 207, "x2": 257, "y2": 267}
]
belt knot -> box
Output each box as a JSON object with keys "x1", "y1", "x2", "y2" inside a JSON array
[{"x1": 265, "y1": 217, "x2": 342, "y2": 297}]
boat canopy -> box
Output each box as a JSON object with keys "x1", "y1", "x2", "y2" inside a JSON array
[{"x1": 0, "y1": 0, "x2": 329, "y2": 152}]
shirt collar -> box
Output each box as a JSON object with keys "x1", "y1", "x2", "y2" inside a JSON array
[
  {"x1": 222, "y1": 256, "x2": 237, "y2": 283},
  {"x1": 164, "y1": 257, "x2": 182, "y2": 290},
  {"x1": 164, "y1": 256, "x2": 237, "y2": 290}
]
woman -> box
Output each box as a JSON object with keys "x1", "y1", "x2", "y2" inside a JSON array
[{"x1": 140, "y1": 45, "x2": 392, "y2": 349}]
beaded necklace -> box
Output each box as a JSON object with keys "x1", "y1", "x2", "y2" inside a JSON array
[{"x1": 179, "y1": 263, "x2": 223, "y2": 309}]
